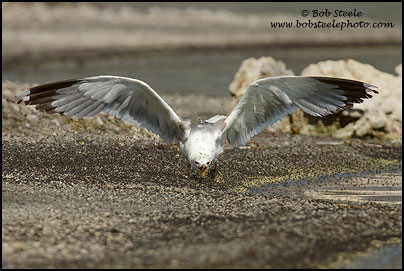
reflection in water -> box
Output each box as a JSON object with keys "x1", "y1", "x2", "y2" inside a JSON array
[
  {"x1": 339, "y1": 245, "x2": 402, "y2": 269},
  {"x1": 251, "y1": 169, "x2": 402, "y2": 205}
]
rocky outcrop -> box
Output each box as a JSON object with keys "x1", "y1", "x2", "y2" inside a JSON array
[
  {"x1": 228, "y1": 57, "x2": 402, "y2": 140},
  {"x1": 301, "y1": 59, "x2": 402, "y2": 139},
  {"x1": 228, "y1": 56, "x2": 295, "y2": 133},
  {"x1": 229, "y1": 56, "x2": 294, "y2": 99}
]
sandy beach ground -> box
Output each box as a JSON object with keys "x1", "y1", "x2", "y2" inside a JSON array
[
  {"x1": 2, "y1": 130, "x2": 402, "y2": 268},
  {"x1": 2, "y1": 2, "x2": 402, "y2": 269}
]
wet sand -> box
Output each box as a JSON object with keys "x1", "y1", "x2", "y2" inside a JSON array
[{"x1": 2, "y1": 131, "x2": 402, "y2": 268}]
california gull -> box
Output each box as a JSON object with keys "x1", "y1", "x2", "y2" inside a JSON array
[{"x1": 17, "y1": 75, "x2": 378, "y2": 179}]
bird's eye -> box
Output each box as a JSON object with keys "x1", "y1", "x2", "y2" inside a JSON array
[
  {"x1": 206, "y1": 161, "x2": 210, "y2": 165},
  {"x1": 194, "y1": 161, "x2": 199, "y2": 165}
]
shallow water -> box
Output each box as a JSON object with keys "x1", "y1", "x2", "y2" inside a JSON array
[
  {"x1": 3, "y1": 45, "x2": 401, "y2": 97},
  {"x1": 339, "y1": 244, "x2": 402, "y2": 269},
  {"x1": 252, "y1": 168, "x2": 402, "y2": 268},
  {"x1": 251, "y1": 168, "x2": 402, "y2": 205}
]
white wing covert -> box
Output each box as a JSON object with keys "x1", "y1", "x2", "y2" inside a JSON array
[
  {"x1": 17, "y1": 76, "x2": 186, "y2": 143},
  {"x1": 223, "y1": 76, "x2": 378, "y2": 148}
]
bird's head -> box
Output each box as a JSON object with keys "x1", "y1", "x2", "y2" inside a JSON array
[{"x1": 192, "y1": 158, "x2": 213, "y2": 178}]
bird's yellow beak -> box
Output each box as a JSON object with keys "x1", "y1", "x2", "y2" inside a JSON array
[{"x1": 200, "y1": 164, "x2": 208, "y2": 177}]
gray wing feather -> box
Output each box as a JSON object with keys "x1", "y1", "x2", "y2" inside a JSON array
[
  {"x1": 223, "y1": 76, "x2": 378, "y2": 147},
  {"x1": 17, "y1": 75, "x2": 185, "y2": 143}
]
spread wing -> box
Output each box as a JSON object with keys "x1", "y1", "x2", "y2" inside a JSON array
[
  {"x1": 17, "y1": 75, "x2": 186, "y2": 143},
  {"x1": 223, "y1": 76, "x2": 378, "y2": 147}
]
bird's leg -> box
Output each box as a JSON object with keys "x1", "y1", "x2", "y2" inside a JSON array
[
  {"x1": 188, "y1": 163, "x2": 192, "y2": 179},
  {"x1": 213, "y1": 163, "x2": 219, "y2": 181},
  {"x1": 183, "y1": 162, "x2": 192, "y2": 180},
  {"x1": 184, "y1": 162, "x2": 204, "y2": 182},
  {"x1": 209, "y1": 162, "x2": 219, "y2": 181}
]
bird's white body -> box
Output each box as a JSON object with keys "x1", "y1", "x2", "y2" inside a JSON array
[
  {"x1": 179, "y1": 119, "x2": 224, "y2": 172},
  {"x1": 17, "y1": 75, "x2": 377, "y2": 180}
]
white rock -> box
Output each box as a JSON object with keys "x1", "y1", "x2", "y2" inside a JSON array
[
  {"x1": 228, "y1": 57, "x2": 402, "y2": 139},
  {"x1": 354, "y1": 115, "x2": 372, "y2": 137},
  {"x1": 366, "y1": 109, "x2": 387, "y2": 130},
  {"x1": 228, "y1": 56, "x2": 294, "y2": 103},
  {"x1": 341, "y1": 109, "x2": 363, "y2": 119},
  {"x1": 302, "y1": 59, "x2": 402, "y2": 122},
  {"x1": 333, "y1": 122, "x2": 355, "y2": 139},
  {"x1": 302, "y1": 59, "x2": 402, "y2": 139}
]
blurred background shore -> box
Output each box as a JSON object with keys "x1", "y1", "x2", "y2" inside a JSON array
[
  {"x1": 3, "y1": 2, "x2": 402, "y2": 77},
  {"x1": 2, "y1": 2, "x2": 402, "y2": 140}
]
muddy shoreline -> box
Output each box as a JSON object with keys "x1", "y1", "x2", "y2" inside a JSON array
[{"x1": 2, "y1": 132, "x2": 402, "y2": 268}]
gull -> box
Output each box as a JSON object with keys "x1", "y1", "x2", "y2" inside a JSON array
[{"x1": 17, "y1": 75, "x2": 378, "y2": 179}]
